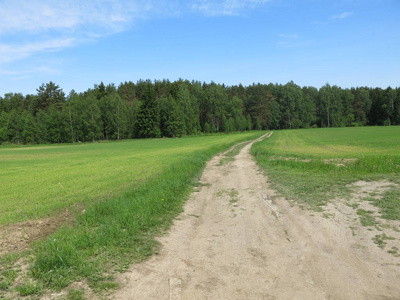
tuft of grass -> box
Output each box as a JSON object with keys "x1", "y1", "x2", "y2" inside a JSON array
[
  {"x1": 67, "y1": 288, "x2": 85, "y2": 300},
  {"x1": 372, "y1": 233, "x2": 395, "y2": 249},
  {"x1": 346, "y1": 202, "x2": 359, "y2": 209},
  {"x1": 387, "y1": 247, "x2": 399, "y2": 257},
  {"x1": 0, "y1": 269, "x2": 18, "y2": 291},
  {"x1": 356, "y1": 209, "x2": 378, "y2": 226},
  {"x1": 0, "y1": 252, "x2": 21, "y2": 291},
  {"x1": 367, "y1": 188, "x2": 400, "y2": 221},
  {"x1": 15, "y1": 281, "x2": 43, "y2": 296},
  {"x1": 322, "y1": 212, "x2": 335, "y2": 219},
  {"x1": 217, "y1": 188, "x2": 239, "y2": 204},
  {"x1": 228, "y1": 189, "x2": 239, "y2": 199}
]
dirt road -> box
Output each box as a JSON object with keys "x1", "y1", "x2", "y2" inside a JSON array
[{"x1": 112, "y1": 133, "x2": 400, "y2": 300}]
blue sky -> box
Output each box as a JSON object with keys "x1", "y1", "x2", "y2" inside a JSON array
[{"x1": 0, "y1": 0, "x2": 399, "y2": 95}]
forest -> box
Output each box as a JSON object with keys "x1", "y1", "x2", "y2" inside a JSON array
[{"x1": 0, "y1": 79, "x2": 399, "y2": 144}]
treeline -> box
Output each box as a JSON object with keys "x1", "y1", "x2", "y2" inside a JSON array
[{"x1": 0, "y1": 79, "x2": 399, "y2": 144}]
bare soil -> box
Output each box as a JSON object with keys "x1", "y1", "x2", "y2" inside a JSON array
[
  {"x1": 0, "y1": 211, "x2": 74, "y2": 256},
  {"x1": 112, "y1": 133, "x2": 400, "y2": 300}
]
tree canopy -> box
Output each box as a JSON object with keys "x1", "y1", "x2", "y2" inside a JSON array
[{"x1": 0, "y1": 80, "x2": 399, "y2": 144}]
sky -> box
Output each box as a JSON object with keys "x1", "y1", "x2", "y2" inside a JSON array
[{"x1": 0, "y1": 0, "x2": 399, "y2": 96}]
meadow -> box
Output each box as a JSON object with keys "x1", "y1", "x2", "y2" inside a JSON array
[
  {"x1": 1, "y1": 133, "x2": 262, "y2": 226},
  {"x1": 0, "y1": 131, "x2": 264, "y2": 297},
  {"x1": 252, "y1": 126, "x2": 400, "y2": 215}
]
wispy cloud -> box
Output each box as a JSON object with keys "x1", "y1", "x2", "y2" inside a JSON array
[
  {"x1": 0, "y1": 0, "x2": 149, "y2": 35},
  {"x1": 0, "y1": 66, "x2": 61, "y2": 79},
  {"x1": 0, "y1": 0, "x2": 273, "y2": 80},
  {"x1": 275, "y1": 33, "x2": 311, "y2": 49},
  {"x1": 0, "y1": 39, "x2": 75, "y2": 64},
  {"x1": 0, "y1": 0, "x2": 158, "y2": 67},
  {"x1": 332, "y1": 11, "x2": 353, "y2": 20},
  {"x1": 190, "y1": 0, "x2": 271, "y2": 16}
]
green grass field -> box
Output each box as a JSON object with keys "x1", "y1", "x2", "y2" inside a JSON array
[
  {"x1": 0, "y1": 132, "x2": 265, "y2": 296},
  {"x1": 252, "y1": 127, "x2": 400, "y2": 213},
  {"x1": 0, "y1": 133, "x2": 263, "y2": 226}
]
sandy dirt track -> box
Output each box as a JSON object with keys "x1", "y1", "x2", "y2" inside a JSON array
[{"x1": 112, "y1": 133, "x2": 400, "y2": 300}]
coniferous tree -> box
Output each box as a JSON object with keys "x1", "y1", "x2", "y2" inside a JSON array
[
  {"x1": 35, "y1": 82, "x2": 65, "y2": 113},
  {"x1": 136, "y1": 82, "x2": 161, "y2": 138}
]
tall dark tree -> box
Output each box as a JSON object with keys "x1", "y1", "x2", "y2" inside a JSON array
[
  {"x1": 394, "y1": 88, "x2": 400, "y2": 125},
  {"x1": 368, "y1": 88, "x2": 386, "y2": 125},
  {"x1": 35, "y1": 82, "x2": 65, "y2": 113},
  {"x1": 351, "y1": 88, "x2": 371, "y2": 126},
  {"x1": 136, "y1": 83, "x2": 161, "y2": 138},
  {"x1": 247, "y1": 84, "x2": 275, "y2": 129},
  {"x1": 302, "y1": 86, "x2": 318, "y2": 128},
  {"x1": 118, "y1": 81, "x2": 137, "y2": 104}
]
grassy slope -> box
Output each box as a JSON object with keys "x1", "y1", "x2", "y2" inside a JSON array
[
  {"x1": 1, "y1": 133, "x2": 261, "y2": 226},
  {"x1": 1, "y1": 132, "x2": 265, "y2": 295},
  {"x1": 252, "y1": 127, "x2": 400, "y2": 210}
]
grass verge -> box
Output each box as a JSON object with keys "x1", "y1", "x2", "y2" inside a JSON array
[{"x1": 252, "y1": 127, "x2": 400, "y2": 212}]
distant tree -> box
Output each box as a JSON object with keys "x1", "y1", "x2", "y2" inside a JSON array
[
  {"x1": 1, "y1": 93, "x2": 24, "y2": 113},
  {"x1": 64, "y1": 93, "x2": 80, "y2": 143},
  {"x1": 318, "y1": 84, "x2": 334, "y2": 127},
  {"x1": 247, "y1": 84, "x2": 276, "y2": 129},
  {"x1": 154, "y1": 79, "x2": 171, "y2": 99},
  {"x1": 136, "y1": 83, "x2": 161, "y2": 138},
  {"x1": 94, "y1": 82, "x2": 107, "y2": 100},
  {"x1": 226, "y1": 117, "x2": 236, "y2": 133},
  {"x1": 175, "y1": 83, "x2": 199, "y2": 135},
  {"x1": 341, "y1": 89, "x2": 355, "y2": 127},
  {"x1": 8, "y1": 109, "x2": 23, "y2": 143},
  {"x1": 34, "y1": 105, "x2": 67, "y2": 144},
  {"x1": 394, "y1": 88, "x2": 400, "y2": 125},
  {"x1": 159, "y1": 95, "x2": 184, "y2": 137},
  {"x1": 384, "y1": 87, "x2": 397, "y2": 125},
  {"x1": 201, "y1": 83, "x2": 227, "y2": 132},
  {"x1": 99, "y1": 92, "x2": 128, "y2": 140},
  {"x1": 351, "y1": 88, "x2": 370, "y2": 126},
  {"x1": 118, "y1": 81, "x2": 137, "y2": 103},
  {"x1": 82, "y1": 93, "x2": 103, "y2": 142},
  {"x1": 368, "y1": 88, "x2": 386, "y2": 125},
  {"x1": 246, "y1": 114, "x2": 252, "y2": 131},
  {"x1": 46, "y1": 105, "x2": 67, "y2": 143},
  {"x1": 0, "y1": 111, "x2": 8, "y2": 143},
  {"x1": 203, "y1": 122, "x2": 211, "y2": 134},
  {"x1": 35, "y1": 82, "x2": 65, "y2": 113},
  {"x1": 20, "y1": 111, "x2": 36, "y2": 144}
]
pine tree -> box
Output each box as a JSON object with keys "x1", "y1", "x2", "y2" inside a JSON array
[{"x1": 136, "y1": 83, "x2": 161, "y2": 138}]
